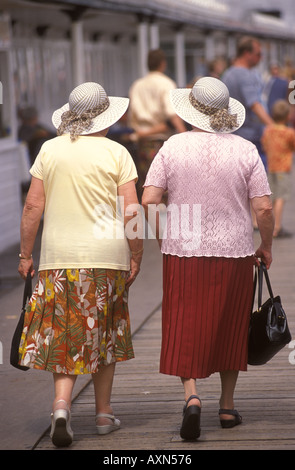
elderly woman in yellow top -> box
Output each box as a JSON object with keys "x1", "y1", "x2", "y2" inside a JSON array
[{"x1": 17, "y1": 82, "x2": 143, "y2": 447}]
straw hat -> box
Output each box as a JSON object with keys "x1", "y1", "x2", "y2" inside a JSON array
[
  {"x1": 52, "y1": 82, "x2": 129, "y2": 141},
  {"x1": 170, "y1": 77, "x2": 245, "y2": 133}
]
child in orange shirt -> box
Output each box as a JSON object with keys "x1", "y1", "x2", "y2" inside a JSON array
[{"x1": 262, "y1": 99, "x2": 295, "y2": 237}]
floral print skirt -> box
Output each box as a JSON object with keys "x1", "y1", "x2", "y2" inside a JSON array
[{"x1": 18, "y1": 268, "x2": 134, "y2": 374}]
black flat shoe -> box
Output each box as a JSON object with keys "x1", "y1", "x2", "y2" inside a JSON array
[
  {"x1": 219, "y1": 409, "x2": 242, "y2": 428},
  {"x1": 180, "y1": 395, "x2": 201, "y2": 441}
]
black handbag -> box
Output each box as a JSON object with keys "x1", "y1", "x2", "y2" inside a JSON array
[
  {"x1": 10, "y1": 273, "x2": 32, "y2": 371},
  {"x1": 248, "y1": 262, "x2": 292, "y2": 366}
]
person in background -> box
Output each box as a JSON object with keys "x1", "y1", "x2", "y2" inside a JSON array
[
  {"x1": 142, "y1": 77, "x2": 273, "y2": 441},
  {"x1": 222, "y1": 36, "x2": 273, "y2": 171},
  {"x1": 108, "y1": 111, "x2": 138, "y2": 166},
  {"x1": 208, "y1": 57, "x2": 227, "y2": 79},
  {"x1": 17, "y1": 82, "x2": 143, "y2": 448},
  {"x1": 262, "y1": 99, "x2": 295, "y2": 238},
  {"x1": 263, "y1": 63, "x2": 289, "y2": 115},
  {"x1": 18, "y1": 106, "x2": 55, "y2": 165},
  {"x1": 129, "y1": 49, "x2": 186, "y2": 199}
]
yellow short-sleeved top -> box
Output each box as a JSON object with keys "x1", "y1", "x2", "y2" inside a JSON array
[{"x1": 30, "y1": 134, "x2": 138, "y2": 271}]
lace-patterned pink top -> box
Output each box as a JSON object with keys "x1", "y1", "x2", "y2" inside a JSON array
[{"x1": 144, "y1": 131, "x2": 271, "y2": 258}]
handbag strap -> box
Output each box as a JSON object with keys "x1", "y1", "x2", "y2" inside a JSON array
[
  {"x1": 22, "y1": 272, "x2": 32, "y2": 309},
  {"x1": 260, "y1": 262, "x2": 274, "y2": 299},
  {"x1": 258, "y1": 264, "x2": 263, "y2": 308},
  {"x1": 252, "y1": 262, "x2": 274, "y2": 311},
  {"x1": 251, "y1": 266, "x2": 258, "y2": 311}
]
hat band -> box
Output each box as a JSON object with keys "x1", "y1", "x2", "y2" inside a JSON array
[
  {"x1": 189, "y1": 91, "x2": 238, "y2": 132},
  {"x1": 57, "y1": 98, "x2": 110, "y2": 141}
]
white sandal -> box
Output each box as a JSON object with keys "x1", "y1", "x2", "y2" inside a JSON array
[
  {"x1": 50, "y1": 399, "x2": 73, "y2": 447},
  {"x1": 96, "y1": 413, "x2": 121, "y2": 435}
]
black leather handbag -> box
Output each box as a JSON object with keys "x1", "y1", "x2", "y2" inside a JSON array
[
  {"x1": 10, "y1": 273, "x2": 32, "y2": 371},
  {"x1": 248, "y1": 262, "x2": 291, "y2": 366}
]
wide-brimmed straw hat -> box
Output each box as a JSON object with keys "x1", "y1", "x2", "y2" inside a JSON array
[
  {"x1": 52, "y1": 82, "x2": 129, "y2": 141},
  {"x1": 170, "y1": 77, "x2": 245, "y2": 133}
]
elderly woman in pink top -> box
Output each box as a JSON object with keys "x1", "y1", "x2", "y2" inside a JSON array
[{"x1": 142, "y1": 77, "x2": 274, "y2": 441}]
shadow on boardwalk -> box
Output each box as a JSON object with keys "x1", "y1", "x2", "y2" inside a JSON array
[{"x1": 34, "y1": 172, "x2": 295, "y2": 452}]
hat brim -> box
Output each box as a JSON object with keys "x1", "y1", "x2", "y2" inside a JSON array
[
  {"x1": 170, "y1": 89, "x2": 245, "y2": 134},
  {"x1": 52, "y1": 96, "x2": 129, "y2": 135}
]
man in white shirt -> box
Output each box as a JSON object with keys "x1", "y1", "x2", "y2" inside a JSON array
[{"x1": 129, "y1": 49, "x2": 186, "y2": 199}]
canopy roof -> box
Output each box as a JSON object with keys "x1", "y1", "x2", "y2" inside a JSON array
[{"x1": 3, "y1": 0, "x2": 295, "y2": 40}]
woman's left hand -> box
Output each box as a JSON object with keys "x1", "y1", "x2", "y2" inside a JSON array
[
  {"x1": 254, "y1": 244, "x2": 272, "y2": 270},
  {"x1": 18, "y1": 258, "x2": 35, "y2": 280},
  {"x1": 125, "y1": 257, "x2": 141, "y2": 288}
]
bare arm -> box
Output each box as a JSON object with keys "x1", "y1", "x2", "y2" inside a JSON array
[
  {"x1": 169, "y1": 114, "x2": 187, "y2": 133},
  {"x1": 118, "y1": 180, "x2": 144, "y2": 287},
  {"x1": 131, "y1": 117, "x2": 186, "y2": 142},
  {"x1": 18, "y1": 177, "x2": 45, "y2": 279},
  {"x1": 142, "y1": 185, "x2": 165, "y2": 247},
  {"x1": 133, "y1": 122, "x2": 169, "y2": 140},
  {"x1": 251, "y1": 102, "x2": 273, "y2": 126},
  {"x1": 251, "y1": 195, "x2": 274, "y2": 269}
]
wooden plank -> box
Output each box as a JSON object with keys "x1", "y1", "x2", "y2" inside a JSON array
[{"x1": 35, "y1": 306, "x2": 295, "y2": 450}]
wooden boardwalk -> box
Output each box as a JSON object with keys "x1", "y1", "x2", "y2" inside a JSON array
[{"x1": 34, "y1": 178, "x2": 295, "y2": 451}]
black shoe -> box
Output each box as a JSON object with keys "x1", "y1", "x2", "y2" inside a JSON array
[
  {"x1": 180, "y1": 395, "x2": 201, "y2": 441},
  {"x1": 219, "y1": 409, "x2": 242, "y2": 429}
]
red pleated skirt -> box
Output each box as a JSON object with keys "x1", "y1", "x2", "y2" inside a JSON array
[{"x1": 160, "y1": 255, "x2": 255, "y2": 379}]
